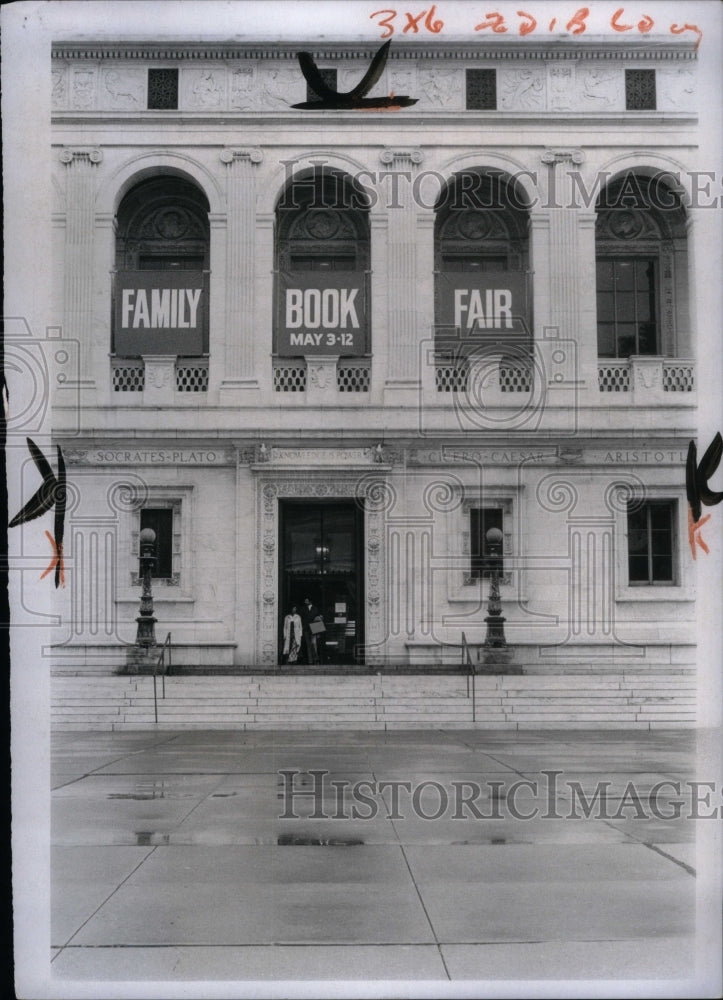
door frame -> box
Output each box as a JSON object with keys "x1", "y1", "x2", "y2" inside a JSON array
[
  {"x1": 278, "y1": 498, "x2": 365, "y2": 664},
  {"x1": 255, "y1": 474, "x2": 387, "y2": 667}
]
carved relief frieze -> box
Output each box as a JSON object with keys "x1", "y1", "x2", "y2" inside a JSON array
[
  {"x1": 184, "y1": 69, "x2": 225, "y2": 109},
  {"x1": 659, "y1": 66, "x2": 695, "y2": 110},
  {"x1": 417, "y1": 68, "x2": 461, "y2": 109},
  {"x1": 102, "y1": 69, "x2": 144, "y2": 109},
  {"x1": 229, "y1": 66, "x2": 255, "y2": 109},
  {"x1": 52, "y1": 67, "x2": 67, "y2": 110},
  {"x1": 579, "y1": 67, "x2": 623, "y2": 108},
  {"x1": 548, "y1": 65, "x2": 574, "y2": 110},
  {"x1": 257, "y1": 67, "x2": 301, "y2": 109},
  {"x1": 499, "y1": 68, "x2": 545, "y2": 110},
  {"x1": 71, "y1": 69, "x2": 95, "y2": 109}
]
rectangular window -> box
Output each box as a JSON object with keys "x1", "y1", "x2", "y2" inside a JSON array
[
  {"x1": 148, "y1": 68, "x2": 178, "y2": 110},
  {"x1": 140, "y1": 508, "x2": 173, "y2": 578},
  {"x1": 596, "y1": 257, "x2": 658, "y2": 357},
  {"x1": 627, "y1": 501, "x2": 675, "y2": 584},
  {"x1": 307, "y1": 68, "x2": 337, "y2": 104},
  {"x1": 466, "y1": 69, "x2": 496, "y2": 110},
  {"x1": 470, "y1": 507, "x2": 504, "y2": 579},
  {"x1": 625, "y1": 69, "x2": 656, "y2": 110}
]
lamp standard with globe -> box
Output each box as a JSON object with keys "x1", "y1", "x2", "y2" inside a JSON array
[{"x1": 135, "y1": 527, "x2": 157, "y2": 649}]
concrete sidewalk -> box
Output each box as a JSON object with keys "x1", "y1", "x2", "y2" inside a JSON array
[{"x1": 50, "y1": 727, "x2": 712, "y2": 995}]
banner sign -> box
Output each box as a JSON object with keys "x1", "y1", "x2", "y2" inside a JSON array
[
  {"x1": 114, "y1": 270, "x2": 206, "y2": 355},
  {"x1": 277, "y1": 271, "x2": 367, "y2": 356},
  {"x1": 437, "y1": 272, "x2": 530, "y2": 341}
]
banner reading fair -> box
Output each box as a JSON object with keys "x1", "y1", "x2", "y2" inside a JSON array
[
  {"x1": 114, "y1": 270, "x2": 206, "y2": 355},
  {"x1": 437, "y1": 271, "x2": 530, "y2": 340},
  {"x1": 277, "y1": 272, "x2": 367, "y2": 356}
]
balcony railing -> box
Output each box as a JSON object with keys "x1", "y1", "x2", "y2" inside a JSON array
[
  {"x1": 598, "y1": 358, "x2": 695, "y2": 396},
  {"x1": 112, "y1": 358, "x2": 209, "y2": 393}
]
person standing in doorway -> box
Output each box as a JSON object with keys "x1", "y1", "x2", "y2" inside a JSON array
[
  {"x1": 303, "y1": 597, "x2": 324, "y2": 665},
  {"x1": 282, "y1": 606, "x2": 303, "y2": 664}
]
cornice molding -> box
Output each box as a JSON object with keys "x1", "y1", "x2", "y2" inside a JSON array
[{"x1": 52, "y1": 38, "x2": 698, "y2": 63}]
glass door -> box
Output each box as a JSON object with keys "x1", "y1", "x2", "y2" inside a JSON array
[{"x1": 279, "y1": 500, "x2": 364, "y2": 665}]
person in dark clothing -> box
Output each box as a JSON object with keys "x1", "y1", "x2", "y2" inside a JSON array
[{"x1": 302, "y1": 597, "x2": 324, "y2": 664}]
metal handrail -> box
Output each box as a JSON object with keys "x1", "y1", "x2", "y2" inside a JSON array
[
  {"x1": 461, "y1": 631, "x2": 476, "y2": 723},
  {"x1": 152, "y1": 632, "x2": 172, "y2": 724}
]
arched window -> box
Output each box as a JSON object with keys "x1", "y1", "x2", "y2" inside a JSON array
[
  {"x1": 114, "y1": 175, "x2": 210, "y2": 359},
  {"x1": 595, "y1": 173, "x2": 687, "y2": 358},
  {"x1": 275, "y1": 168, "x2": 370, "y2": 363},
  {"x1": 434, "y1": 171, "x2": 531, "y2": 379}
]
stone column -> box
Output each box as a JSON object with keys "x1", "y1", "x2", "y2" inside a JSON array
[
  {"x1": 219, "y1": 147, "x2": 263, "y2": 395},
  {"x1": 60, "y1": 147, "x2": 103, "y2": 393},
  {"x1": 379, "y1": 148, "x2": 423, "y2": 401}
]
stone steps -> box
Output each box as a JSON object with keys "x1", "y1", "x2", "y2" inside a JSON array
[{"x1": 51, "y1": 671, "x2": 696, "y2": 731}]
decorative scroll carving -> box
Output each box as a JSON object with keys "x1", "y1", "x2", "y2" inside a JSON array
[
  {"x1": 379, "y1": 148, "x2": 423, "y2": 165},
  {"x1": 541, "y1": 149, "x2": 585, "y2": 165},
  {"x1": 220, "y1": 147, "x2": 263, "y2": 164}
]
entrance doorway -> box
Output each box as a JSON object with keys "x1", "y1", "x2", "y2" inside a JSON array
[{"x1": 279, "y1": 500, "x2": 364, "y2": 664}]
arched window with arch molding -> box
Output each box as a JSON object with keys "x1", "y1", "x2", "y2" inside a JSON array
[
  {"x1": 595, "y1": 173, "x2": 688, "y2": 360},
  {"x1": 274, "y1": 167, "x2": 371, "y2": 392},
  {"x1": 434, "y1": 170, "x2": 531, "y2": 391},
  {"x1": 113, "y1": 175, "x2": 210, "y2": 391}
]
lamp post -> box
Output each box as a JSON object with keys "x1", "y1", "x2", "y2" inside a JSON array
[
  {"x1": 136, "y1": 527, "x2": 157, "y2": 649},
  {"x1": 483, "y1": 526, "x2": 507, "y2": 650}
]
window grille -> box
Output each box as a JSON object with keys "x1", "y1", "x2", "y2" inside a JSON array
[
  {"x1": 627, "y1": 500, "x2": 675, "y2": 584},
  {"x1": 148, "y1": 68, "x2": 178, "y2": 110},
  {"x1": 663, "y1": 363, "x2": 694, "y2": 392},
  {"x1": 274, "y1": 362, "x2": 307, "y2": 392},
  {"x1": 499, "y1": 360, "x2": 532, "y2": 392},
  {"x1": 435, "y1": 362, "x2": 469, "y2": 392},
  {"x1": 112, "y1": 360, "x2": 145, "y2": 392},
  {"x1": 625, "y1": 70, "x2": 656, "y2": 110},
  {"x1": 337, "y1": 362, "x2": 370, "y2": 392},
  {"x1": 176, "y1": 361, "x2": 209, "y2": 392},
  {"x1": 466, "y1": 69, "x2": 496, "y2": 110},
  {"x1": 598, "y1": 363, "x2": 631, "y2": 392},
  {"x1": 307, "y1": 67, "x2": 337, "y2": 104}
]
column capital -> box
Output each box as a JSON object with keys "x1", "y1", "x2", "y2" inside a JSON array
[
  {"x1": 59, "y1": 147, "x2": 103, "y2": 165},
  {"x1": 220, "y1": 147, "x2": 263, "y2": 164},
  {"x1": 379, "y1": 147, "x2": 423, "y2": 166},
  {"x1": 541, "y1": 148, "x2": 585, "y2": 166}
]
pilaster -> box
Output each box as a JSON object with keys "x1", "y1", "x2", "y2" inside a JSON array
[
  {"x1": 219, "y1": 147, "x2": 263, "y2": 396},
  {"x1": 60, "y1": 147, "x2": 103, "y2": 394},
  {"x1": 380, "y1": 148, "x2": 424, "y2": 402}
]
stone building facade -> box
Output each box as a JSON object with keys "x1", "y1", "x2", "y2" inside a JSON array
[{"x1": 48, "y1": 36, "x2": 705, "y2": 675}]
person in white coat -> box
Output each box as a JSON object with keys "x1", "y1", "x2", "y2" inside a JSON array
[{"x1": 282, "y1": 606, "x2": 303, "y2": 664}]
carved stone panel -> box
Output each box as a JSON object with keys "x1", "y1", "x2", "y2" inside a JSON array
[
  {"x1": 417, "y1": 69, "x2": 462, "y2": 109},
  {"x1": 102, "y1": 69, "x2": 144, "y2": 109},
  {"x1": 499, "y1": 68, "x2": 545, "y2": 111},
  {"x1": 183, "y1": 69, "x2": 225, "y2": 109}
]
